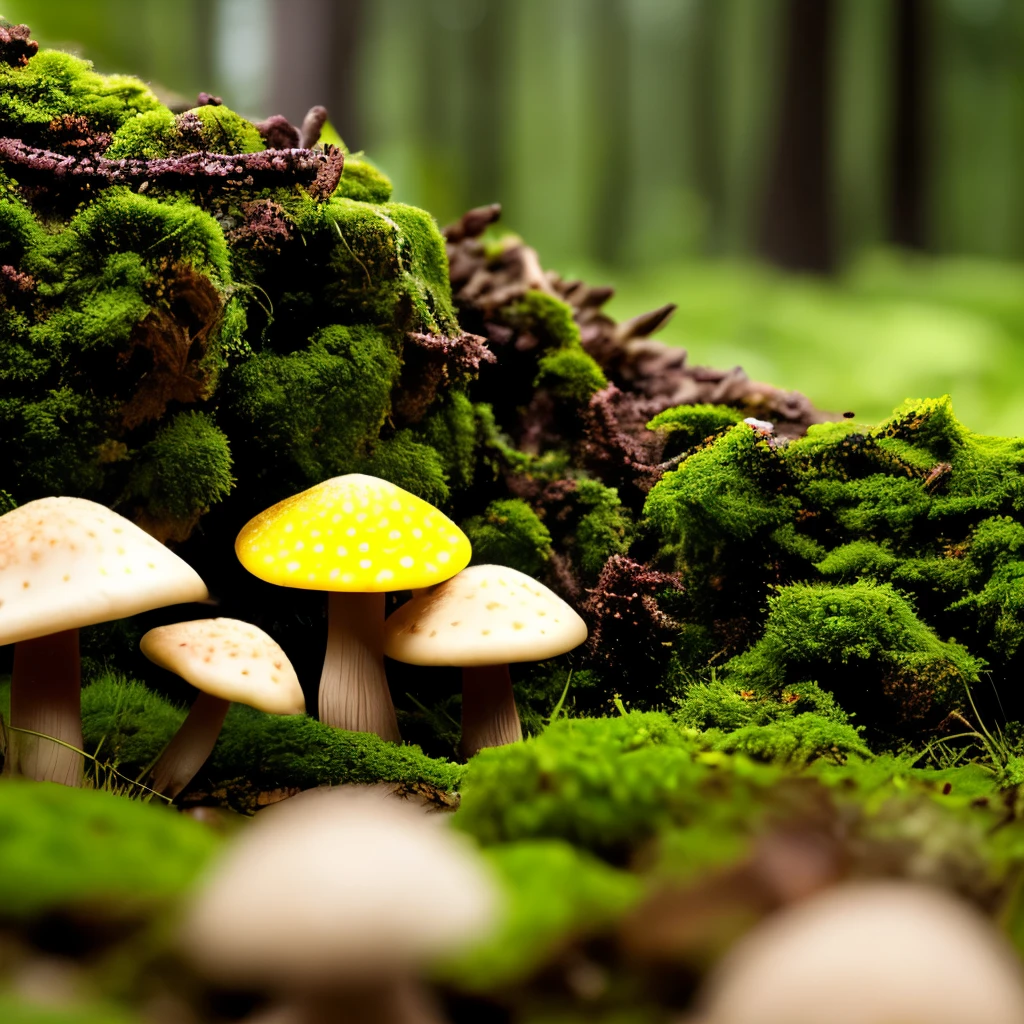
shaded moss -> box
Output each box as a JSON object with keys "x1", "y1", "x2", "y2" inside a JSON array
[
  {"x1": 0, "y1": 996, "x2": 141, "y2": 1024},
  {"x1": 124, "y1": 411, "x2": 233, "y2": 523},
  {"x1": 534, "y1": 347, "x2": 607, "y2": 404},
  {"x1": 226, "y1": 324, "x2": 400, "y2": 494},
  {"x1": 574, "y1": 478, "x2": 633, "y2": 577},
  {"x1": 463, "y1": 499, "x2": 553, "y2": 576}
]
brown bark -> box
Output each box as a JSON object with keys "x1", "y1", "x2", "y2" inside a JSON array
[{"x1": 757, "y1": 0, "x2": 836, "y2": 272}]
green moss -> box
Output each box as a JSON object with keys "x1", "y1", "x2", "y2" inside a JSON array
[
  {"x1": 0, "y1": 996, "x2": 141, "y2": 1024},
  {"x1": 79, "y1": 675, "x2": 463, "y2": 802},
  {"x1": 0, "y1": 779, "x2": 218, "y2": 919},
  {"x1": 0, "y1": 48, "x2": 160, "y2": 133},
  {"x1": 724, "y1": 580, "x2": 981, "y2": 726},
  {"x1": 338, "y1": 154, "x2": 393, "y2": 204},
  {"x1": 534, "y1": 348, "x2": 607, "y2": 403},
  {"x1": 124, "y1": 411, "x2": 234, "y2": 522},
  {"x1": 505, "y1": 290, "x2": 583, "y2": 350},
  {"x1": 419, "y1": 392, "x2": 482, "y2": 493},
  {"x1": 454, "y1": 713, "x2": 780, "y2": 859},
  {"x1": 647, "y1": 403, "x2": 744, "y2": 457},
  {"x1": 227, "y1": 324, "x2": 401, "y2": 494},
  {"x1": 185, "y1": 105, "x2": 264, "y2": 154},
  {"x1": 300, "y1": 198, "x2": 457, "y2": 335},
  {"x1": 356, "y1": 429, "x2": 450, "y2": 507},
  {"x1": 574, "y1": 479, "x2": 633, "y2": 577},
  {"x1": 437, "y1": 840, "x2": 644, "y2": 990},
  {"x1": 104, "y1": 109, "x2": 177, "y2": 159},
  {"x1": 711, "y1": 713, "x2": 871, "y2": 766},
  {"x1": 674, "y1": 677, "x2": 849, "y2": 732},
  {"x1": 463, "y1": 499, "x2": 553, "y2": 576},
  {"x1": 644, "y1": 423, "x2": 797, "y2": 551}
]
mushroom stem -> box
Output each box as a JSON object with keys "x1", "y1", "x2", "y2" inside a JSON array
[
  {"x1": 460, "y1": 664, "x2": 523, "y2": 758},
  {"x1": 319, "y1": 592, "x2": 401, "y2": 742},
  {"x1": 5, "y1": 629, "x2": 83, "y2": 786},
  {"x1": 149, "y1": 691, "x2": 230, "y2": 798}
]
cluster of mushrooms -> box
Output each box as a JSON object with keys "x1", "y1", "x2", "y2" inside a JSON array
[
  {"x1": 0, "y1": 473, "x2": 587, "y2": 793},
  {"x1": 7, "y1": 479, "x2": 1024, "y2": 1024}
]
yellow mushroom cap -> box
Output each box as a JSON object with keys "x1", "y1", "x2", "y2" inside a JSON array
[
  {"x1": 235, "y1": 474, "x2": 472, "y2": 593},
  {"x1": 141, "y1": 618, "x2": 305, "y2": 715},
  {"x1": 0, "y1": 496, "x2": 208, "y2": 647}
]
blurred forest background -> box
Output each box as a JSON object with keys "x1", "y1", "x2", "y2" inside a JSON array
[{"x1": 8, "y1": 0, "x2": 1024, "y2": 433}]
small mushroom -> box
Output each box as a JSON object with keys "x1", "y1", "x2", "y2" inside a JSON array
[
  {"x1": 141, "y1": 618, "x2": 305, "y2": 798},
  {"x1": 693, "y1": 880, "x2": 1024, "y2": 1024},
  {"x1": 384, "y1": 564, "x2": 587, "y2": 757},
  {"x1": 180, "y1": 786, "x2": 501, "y2": 1024},
  {"x1": 0, "y1": 496, "x2": 207, "y2": 786},
  {"x1": 235, "y1": 474, "x2": 472, "y2": 742}
]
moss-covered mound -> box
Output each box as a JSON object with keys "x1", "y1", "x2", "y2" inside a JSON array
[{"x1": 0, "y1": 779, "x2": 218, "y2": 919}]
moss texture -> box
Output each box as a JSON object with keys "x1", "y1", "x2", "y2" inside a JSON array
[{"x1": 0, "y1": 779, "x2": 218, "y2": 919}]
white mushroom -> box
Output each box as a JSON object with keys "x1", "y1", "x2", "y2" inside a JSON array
[
  {"x1": 0, "y1": 496, "x2": 207, "y2": 785},
  {"x1": 384, "y1": 564, "x2": 588, "y2": 757},
  {"x1": 693, "y1": 880, "x2": 1024, "y2": 1024},
  {"x1": 181, "y1": 786, "x2": 501, "y2": 1024},
  {"x1": 141, "y1": 618, "x2": 305, "y2": 798}
]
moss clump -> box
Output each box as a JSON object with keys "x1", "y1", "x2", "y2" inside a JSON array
[
  {"x1": 0, "y1": 48, "x2": 159, "y2": 135},
  {"x1": 463, "y1": 498, "x2": 553, "y2": 576},
  {"x1": 79, "y1": 675, "x2": 463, "y2": 806},
  {"x1": 712, "y1": 713, "x2": 871, "y2": 766},
  {"x1": 105, "y1": 104, "x2": 265, "y2": 160},
  {"x1": 438, "y1": 840, "x2": 644, "y2": 991},
  {"x1": 648, "y1": 402, "x2": 744, "y2": 458},
  {"x1": 0, "y1": 779, "x2": 218, "y2": 919},
  {"x1": 454, "y1": 713, "x2": 780, "y2": 860},
  {"x1": 338, "y1": 153, "x2": 393, "y2": 204},
  {"x1": 123, "y1": 411, "x2": 233, "y2": 532},
  {"x1": 723, "y1": 580, "x2": 981, "y2": 731}
]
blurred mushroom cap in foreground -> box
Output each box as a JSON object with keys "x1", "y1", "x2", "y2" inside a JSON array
[
  {"x1": 180, "y1": 785, "x2": 501, "y2": 987},
  {"x1": 694, "y1": 880, "x2": 1024, "y2": 1024}
]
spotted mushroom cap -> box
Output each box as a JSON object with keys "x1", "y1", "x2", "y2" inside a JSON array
[
  {"x1": 0, "y1": 496, "x2": 208, "y2": 647},
  {"x1": 141, "y1": 618, "x2": 305, "y2": 715},
  {"x1": 234, "y1": 474, "x2": 472, "y2": 593},
  {"x1": 383, "y1": 564, "x2": 588, "y2": 667}
]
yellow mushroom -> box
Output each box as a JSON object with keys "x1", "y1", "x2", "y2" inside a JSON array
[{"x1": 235, "y1": 474, "x2": 471, "y2": 741}]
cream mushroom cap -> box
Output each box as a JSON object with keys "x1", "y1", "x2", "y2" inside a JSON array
[
  {"x1": 180, "y1": 787, "x2": 501, "y2": 985},
  {"x1": 384, "y1": 564, "x2": 588, "y2": 666},
  {"x1": 0, "y1": 496, "x2": 208, "y2": 646},
  {"x1": 695, "y1": 880, "x2": 1024, "y2": 1024},
  {"x1": 141, "y1": 618, "x2": 305, "y2": 716},
  {"x1": 234, "y1": 474, "x2": 471, "y2": 593}
]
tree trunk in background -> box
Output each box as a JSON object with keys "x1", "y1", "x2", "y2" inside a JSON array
[
  {"x1": 889, "y1": 0, "x2": 927, "y2": 249},
  {"x1": 271, "y1": 0, "x2": 362, "y2": 146},
  {"x1": 757, "y1": 0, "x2": 835, "y2": 272}
]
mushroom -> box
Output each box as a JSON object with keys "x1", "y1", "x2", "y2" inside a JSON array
[
  {"x1": 140, "y1": 618, "x2": 306, "y2": 798},
  {"x1": 693, "y1": 880, "x2": 1024, "y2": 1024},
  {"x1": 0, "y1": 496, "x2": 207, "y2": 786},
  {"x1": 383, "y1": 564, "x2": 587, "y2": 757},
  {"x1": 235, "y1": 474, "x2": 471, "y2": 742},
  {"x1": 180, "y1": 785, "x2": 501, "y2": 1024}
]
